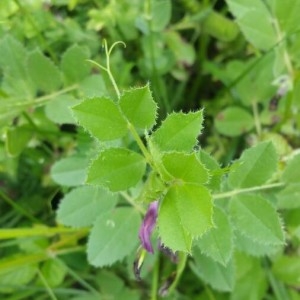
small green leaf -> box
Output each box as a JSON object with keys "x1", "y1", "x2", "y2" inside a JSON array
[
  {"x1": 190, "y1": 247, "x2": 235, "y2": 292},
  {"x1": 61, "y1": 44, "x2": 91, "y2": 84},
  {"x1": 27, "y1": 50, "x2": 62, "y2": 93},
  {"x1": 282, "y1": 154, "x2": 300, "y2": 184},
  {"x1": 215, "y1": 107, "x2": 254, "y2": 137},
  {"x1": 151, "y1": 0, "x2": 171, "y2": 32},
  {"x1": 229, "y1": 194, "x2": 285, "y2": 245},
  {"x1": 277, "y1": 184, "x2": 300, "y2": 209},
  {"x1": 151, "y1": 110, "x2": 203, "y2": 152},
  {"x1": 158, "y1": 193, "x2": 192, "y2": 252},
  {"x1": 72, "y1": 97, "x2": 127, "y2": 141},
  {"x1": 40, "y1": 259, "x2": 66, "y2": 287},
  {"x1": 226, "y1": 0, "x2": 276, "y2": 50},
  {"x1": 87, "y1": 148, "x2": 146, "y2": 192},
  {"x1": 119, "y1": 84, "x2": 157, "y2": 130},
  {"x1": 162, "y1": 152, "x2": 209, "y2": 185},
  {"x1": 51, "y1": 156, "x2": 89, "y2": 187},
  {"x1": 173, "y1": 183, "x2": 213, "y2": 237},
  {"x1": 87, "y1": 207, "x2": 141, "y2": 267},
  {"x1": 57, "y1": 186, "x2": 118, "y2": 228},
  {"x1": 5, "y1": 125, "x2": 32, "y2": 157},
  {"x1": 228, "y1": 141, "x2": 278, "y2": 188},
  {"x1": 196, "y1": 207, "x2": 233, "y2": 266}
]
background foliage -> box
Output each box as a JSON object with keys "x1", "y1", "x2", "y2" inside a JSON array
[{"x1": 1, "y1": 0, "x2": 300, "y2": 299}]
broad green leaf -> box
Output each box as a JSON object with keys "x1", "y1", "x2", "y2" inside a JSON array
[
  {"x1": 87, "y1": 148, "x2": 146, "y2": 192},
  {"x1": 272, "y1": 256, "x2": 300, "y2": 286},
  {"x1": 228, "y1": 141, "x2": 278, "y2": 188},
  {"x1": 231, "y1": 252, "x2": 268, "y2": 300},
  {"x1": 203, "y1": 10, "x2": 239, "y2": 42},
  {"x1": 150, "y1": 110, "x2": 203, "y2": 152},
  {"x1": 40, "y1": 259, "x2": 66, "y2": 287},
  {"x1": 151, "y1": 0, "x2": 171, "y2": 32},
  {"x1": 158, "y1": 193, "x2": 192, "y2": 252},
  {"x1": 87, "y1": 207, "x2": 140, "y2": 267},
  {"x1": 173, "y1": 184, "x2": 213, "y2": 237},
  {"x1": 45, "y1": 95, "x2": 80, "y2": 124},
  {"x1": 277, "y1": 183, "x2": 300, "y2": 210},
  {"x1": 61, "y1": 44, "x2": 91, "y2": 84},
  {"x1": 229, "y1": 194, "x2": 284, "y2": 245},
  {"x1": 56, "y1": 186, "x2": 118, "y2": 228},
  {"x1": 215, "y1": 106, "x2": 254, "y2": 137},
  {"x1": 190, "y1": 247, "x2": 235, "y2": 292},
  {"x1": 27, "y1": 50, "x2": 62, "y2": 93},
  {"x1": 282, "y1": 154, "x2": 300, "y2": 184},
  {"x1": 51, "y1": 156, "x2": 89, "y2": 187},
  {"x1": 162, "y1": 152, "x2": 209, "y2": 185},
  {"x1": 72, "y1": 97, "x2": 127, "y2": 141},
  {"x1": 226, "y1": 0, "x2": 276, "y2": 50},
  {"x1": 234, "y1": 230, "x2": 283, "y2": 257},
  {"x1": 5, "y1": 125, "x2": 32, "y2": 157},
  {"x1": 119, "y1": 84, "x2": 157, "y2": 129},
  {"x1": 196, "y1": 207, "x2": 233, "y2": 266},
  {"x1": 80, "y1": 75, "x2": 108, "y2": 98}
]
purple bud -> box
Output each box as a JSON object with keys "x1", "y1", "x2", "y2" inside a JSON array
[{"x1": 139, "y1": 201, "x2": 158, "y2": 253}]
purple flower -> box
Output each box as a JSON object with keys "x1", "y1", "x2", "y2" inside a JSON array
[{"x1": 139, "y1": 200, "x2": 158, "y2": 253}]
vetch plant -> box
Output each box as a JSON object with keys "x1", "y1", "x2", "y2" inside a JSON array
[{"x1": 54, "y1": 40, "x2": 294, "y2": 297}]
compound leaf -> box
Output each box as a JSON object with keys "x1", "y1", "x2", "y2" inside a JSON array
[{"x1": 87, "y1": 148, "x2": 146, "y2": 192}]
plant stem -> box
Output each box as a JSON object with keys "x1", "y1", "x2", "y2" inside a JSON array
[
  {"x1": 120, "y1": 191, "x2": 146, "y2": 214},
  {"x1": 37, "y1": 269, "x2": 58, "y2": 300},
  {"x1": 150, "y1": 256, "x2": 160, "y2": 300},
  {"x1": 213, "y1": 182, "x2": 284, "y2": 200}
]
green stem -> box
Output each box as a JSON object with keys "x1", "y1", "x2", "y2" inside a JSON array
[
  {"x1": 119, "y1": 191, "x2": 146, "y2": 214},
  {"x1": 37, "y1": 269, "x2": 58, "y2": 300},
  {"x1": 150, "y1": 256, "x2": 160, "y2": 300},
  {"x1": 213, "y1": 182, "x2": 284, "y2": 200}
]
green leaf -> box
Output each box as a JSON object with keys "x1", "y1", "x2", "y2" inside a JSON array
[
  {"x1": 150, "y1": 110, "x2": 203, "y2": 152},
  {"x1": 215, "y1": 106, "x2": 254, "y2": 137},
  {"x1": 229, "y1": 194, "x2": 285, "y2": 245},
  {"x1": 162, "y1": 152, "x2": 209, "y2": 185},
  {"x1": 174, "y1": 183, "x2": 213, "y2": 237},
  {"x1": 151, "y1": 0, "x2": 171, "y2": 32},
  {"x1": 80, "y1": 74, "x2": 108, "y2": 98},
  {"x1": 282, "y1": 154, "x2": 300, "y2": 184},
  {"x1": 51, "y1": 156, "x2": 89, "y2": 187},
  {"x1": 27, "y1": 50, "x2": 62, "y2": 93},
  {"x1": 72, "y1": 97, "x2": 127, "y2": 141},
  {"x1": 276, "y1": 184, "x2": 300, "y2": 209},
  {"x1": 228, "y1": 141, "x2": 278, "y2": 188},
  {"x1": 231, "y1": 252, "x2": 268, "y2": 300},
  {"x1": 158, "y1": 193, "x2": 192, "y2": 252},
  {"x1": 87, "y1": 207, "x2": 140, "y2": 267},
  {"x1": 226, "y1": 0, "x2": 276, "y2": 50},
  {"x1": 190, "y1": 247, "x2": 235, "y2": 292},
  {"x1": 119, "y1": 84, "x2": 157, "y2": 130},
  {"x1": 272, "y1": 255, "x2": 300, "y2": 286},
  {"x1": 196, "y1": 207, "x2": 233, "y2": 266},
  {"x1": 40, "y1": 259, "x2": 66, "y2": 287},
  {"x1": 45, "y1": 95, "x2": 80, "y2": 124},
  {"x1": 56, "y1": 186, "x2": 118, "y2": 228},
  {"x1": 5, "y1": 125, "x2": 32, "y2": 157},
  {"x1": 61, "y1": 44, "x2": 91, "y2": 84},
  {"x1": 86, "y1": 148, "x2": 146, "y2": 192}
]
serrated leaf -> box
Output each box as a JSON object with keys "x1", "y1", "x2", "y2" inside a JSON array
[
  {"x1": 158, "y1": 193, "x2": 192, "y2": 252},
  {"x1": 61, "y1": 44, "x2": 91, "y2": 84},
  {"x1": 87, "y1": 148, "x2": 146, "y2": 192},
  {"x1": 150, "y1": 110, "x2": 203, "y2": 152},
  {"x1": 215, "y1": 107, "x2": 254, "y2": 137},
  {"x1": 196, "y1": 207, "x2": 233, "y2": 265},
  {"x1": 226, "y1": 0, "x2": 276, "y2": 50},
  {"x1": 162, "y1": 152, "x2": 209, "y2": 185},
  {"x1": 51, "y1": 156, "x2": 89, "y2": 187},
  {"x1": 56, "y1": 186, "x2": 118, "y2": 228},
  {"x1": 173, "y1": 183, "x2": 213, "y2": 237},
  {"x1": 190, "y1": 247, "x2": 235, "y2": 292},
  {"x1": 119, "y1": 85, "x2": 157, "y2": 130},
  {"x1": 229, "y1": 194, "x2": 284, "y2": 245},
  {"x1": 72, "y1": 97, "x2": 127, "y2": 141},
  {"x1": 87, "y1": 207, "x2": 140, "y2": 267},
  {"x1": 228, "y1": 141, "x2": 278, "y2": 188},
  {"x1": 27, "y1": 50, "x2": 62, "y2": 93},
  {"x1": 45, "y1": 95, "x2": 80, "y2": 124},
  {"x1": 282, "y1": 154, "x2": 300, "y2": 184},
  {"x1": 277, "y1": 183, "x2": 300, "y2": 209}
]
